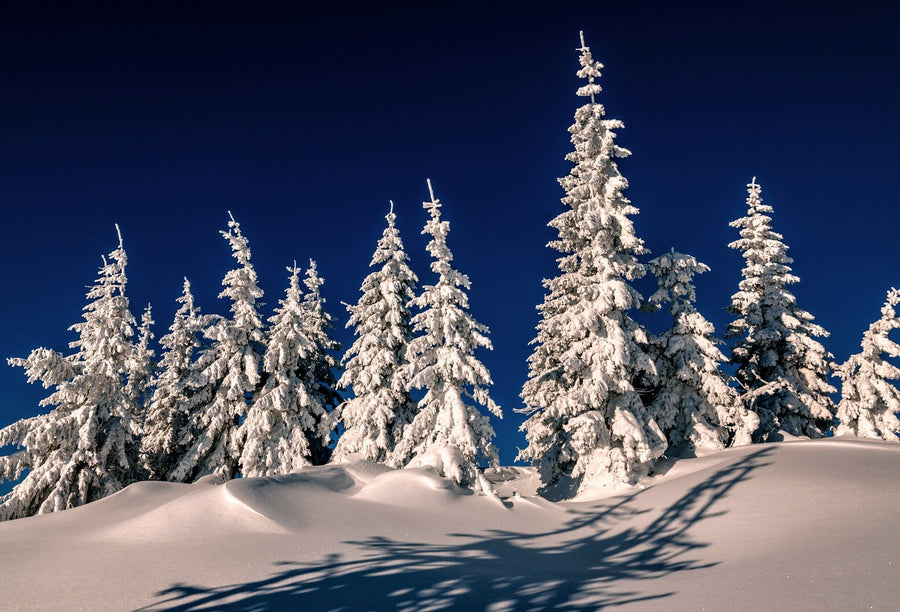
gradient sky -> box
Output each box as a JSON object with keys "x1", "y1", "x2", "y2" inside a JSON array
[{"x1": 2, "y1": 2, "x2": 898, "y2": 465}]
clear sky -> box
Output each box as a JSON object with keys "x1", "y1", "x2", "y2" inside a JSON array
[{"x1": 2, "y1": 1, "x2": 898, "y2": 465}]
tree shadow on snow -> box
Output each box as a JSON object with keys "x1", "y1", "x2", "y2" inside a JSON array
[{"x1": 145, "y1": 447, "x2": 774, "y2": 611}]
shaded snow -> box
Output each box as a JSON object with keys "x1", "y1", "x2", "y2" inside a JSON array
[{"x1": 0, "y1": 438, "x2": 897, "y2": 610}]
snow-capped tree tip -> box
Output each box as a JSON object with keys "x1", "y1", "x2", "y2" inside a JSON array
[
  {"x1": 227, "y1": 210, "x2": 236, "y2": 224},
  {"x1": 426, "y1": 178, "x2": 437, "y2": 204},
  {"x1": 114, "y1": 223, "x2": 123, "y2": 247}
]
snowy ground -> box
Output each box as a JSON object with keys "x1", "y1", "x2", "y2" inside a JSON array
[{"x1": 0, "y1": 437, "x2": 897, "y2": 611}]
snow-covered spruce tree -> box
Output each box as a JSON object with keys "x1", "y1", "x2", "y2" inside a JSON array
[
  {"x1": 647, "y1": 250, "x2": 757, "y2": 450},
  {"x1": 295, "y1": 259, "x2": 342, "y2": 465},
  {"x1": 834, "y1": 288, "x2": 900, "y2": 441},
  {"x1": 125, "y1": 304, "x2": 156, "y2": 423},
  {"x1": 727, "y1": 178, "x2": 835, "y2": 440},
  {"x1": 333, "y1": 202, "x2": 418, "y2": 463},
  {"x1": 392, "y1": 181, "x2": 502, "y2": 488},
  {"x1": 140, "y1": 279, "x2": 218, "y2": 480},
  {"x1": 170, "y1": 213, "x2": 265, "y2": 482},
  {"x1": 1, "y1": 226, "x2": 141, "y2": 519},
  {"x1": 518, "y1": 33, "x2": 665, "y2": 492},
  {"x1": 240, "y1": 264, "x2": 335, "y2": 476}
]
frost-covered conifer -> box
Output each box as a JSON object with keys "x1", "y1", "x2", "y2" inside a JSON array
[
  {"x1": 126, "y1": 304, "x2": 155, "y2": 422},
  {"x1": 170, "y1": 213, "x2": 265, "y2": 482},
  {"x1": 1, "y1": 227, "x2": 140, "y2": 519},
  {"x1": 333, "y1": 202, "x2": 418, "y2": 464},
  {"x1": 241, "y1": 264, "x2": 335, "y2": 475},
  {"x1": 295, "y1": 260, "x2": 342, "y2": 465},
  {"x1": 834, "y1": 288, "x2": 900, "y2": 441},
  {"x1": 392, "y1": 181, "x2": 502, "y2": 487},
  {"x1": 518, "y1": 33, "x2": 665, "y2": 492},
  {"x1": 647, "y1": 250, "x2": 757, "y2": 450},
  {"x1": 727, "y1": 179, "x2": 835, "y2": 440},
  {"x1": 140, "y1": 279, "x2": 217, "y2": 480}
]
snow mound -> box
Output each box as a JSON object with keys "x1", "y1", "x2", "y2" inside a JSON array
[
  {"x1": 354, "y1": 465, "x2": 473, "y2": 506},
  {"x1": 0, "y1": 439, "x2": 897, "y2": 611}
]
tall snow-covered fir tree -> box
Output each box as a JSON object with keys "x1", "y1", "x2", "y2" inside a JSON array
[
  {"x1": 295, "y1": 259, "x2": 342, "y2": 465},
  {"x1": 392, "y1": 181, "x2": 502, "y2": 487},
  {"x1": 240, "y1": 263, "x2": 335, "y2": 476},
  {"x1": 333, "y1": 202, "x2": 418, "y2": 464},
  {"x1": 1, "y1": 227, "x2": 141, "y2": 519},
  {"x1": 647, "y1": 250, "x2": 757, "y2": 450},
  {"x1": 170, "y1": 213, "x2": 266, "y2": 482},
  {"x1": 518, "y1": 33, "x2": 665, "y2": 492},
  {"x1": 140, "y1": 279, "x2": 217, "y2": 481},
  {"x1": 834, "y1": 288, "x2": 900, "y2": 441},
  {"x1": 727, "y1": 178, "x2": 836, "y2": 440}
]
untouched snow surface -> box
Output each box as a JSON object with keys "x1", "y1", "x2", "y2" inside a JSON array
[{"x1": 0, "y1": 438, "x2": 898, "y2": 610}]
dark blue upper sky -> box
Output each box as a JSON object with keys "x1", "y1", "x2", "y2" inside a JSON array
[{"x1": 2, "y1": 1, "x2": 898, "y2": 464}]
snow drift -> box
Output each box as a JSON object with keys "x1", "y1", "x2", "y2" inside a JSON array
[{"x1": 0, "y1": 438, "x2": 897, "y2": 610}]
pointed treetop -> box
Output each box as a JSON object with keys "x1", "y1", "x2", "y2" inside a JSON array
[
  {"x1": 181, "y1": 277, "x2": 195, "y2": 309},
  {"x1": 746, "y1": 177, "x2": 764, "y2": 209},
  {"x1": 386, "y1": 200, "x2": 397, "y2": 227},
  {"x1": 114, "y1": 223, "x2": 123, "y2": 248},
  {"x1": 227, "y1": 210, "x2": 237, "y2": 225},
  {"x1": 575, "y1": 31, "x2": 602, "y2": 103},
  {"x1": 424, "y1": 179, "x2": 441, "y2": 214}
]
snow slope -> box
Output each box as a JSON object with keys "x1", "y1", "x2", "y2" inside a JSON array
[{"x1": 0, "y1": 438, "x2": 897, "y2": 611}]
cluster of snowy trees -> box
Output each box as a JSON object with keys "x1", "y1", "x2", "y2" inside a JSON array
[
  {"x1": 516, "y1": 33, "x2": 900, "y2": 494},
  {"x1": 2, "y1": 32, "x2": 899, "y2": 518},
  {"x1": 0, "y1": 182, "x2": 502, "y2": 519}
]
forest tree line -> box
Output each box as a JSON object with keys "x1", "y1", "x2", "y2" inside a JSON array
[{"x1": 1, "y1": 33, "x2": 898, "y2": 520}]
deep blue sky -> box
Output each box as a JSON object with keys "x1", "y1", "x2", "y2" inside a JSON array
[{"x1": 2, "y1": 2, "x2": 898, "y2": 465}]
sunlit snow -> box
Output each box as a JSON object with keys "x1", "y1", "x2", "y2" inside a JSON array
[{"x1": 0, "y1": 437, "x2": 896, "y2": 610}]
